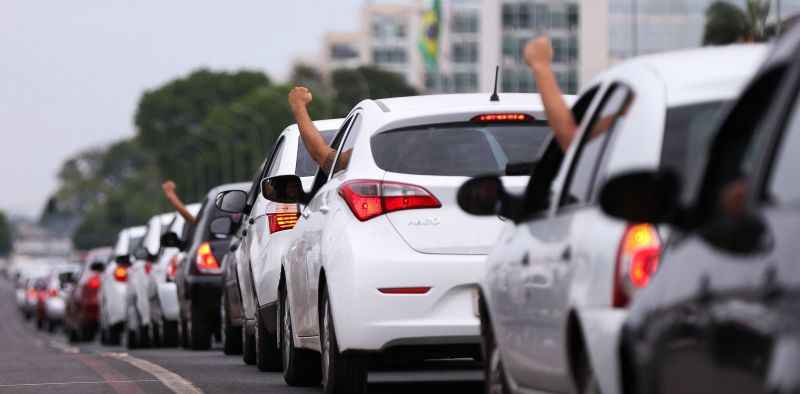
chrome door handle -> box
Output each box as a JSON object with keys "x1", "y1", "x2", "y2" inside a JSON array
[
  {"x1": 302, "y1": 211, "x2": 310, "y2": 219},
  {"x1": 320, "y1": 206, "x2": 330, "y2": 214},
  {"x1": 521, "y1": 253, "x2": 530, "y2": 266},
  {"x1": 561, "y1": 246, "x2": 572, "y2": 261},
  {"x1": 249, "y1": 218, "x2": 255, "y2": 225}
]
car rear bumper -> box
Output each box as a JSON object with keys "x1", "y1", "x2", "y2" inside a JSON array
[
  {"x1": 102, "y1": 281, "x2": 128, "y2": 327},
  {"x1": 329, "y1": 247, "x2": 484, "y2": 354},
  {"x1": 157, "y1": 282, "x2": 180, "y2": 321},
  {"x1": 46, "y1": 298, "x2": 66, "y2": 320}
]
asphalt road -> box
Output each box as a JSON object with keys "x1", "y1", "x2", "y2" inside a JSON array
[{"x1": 0, "y1": 278, "x2": 483, "y2": 394}]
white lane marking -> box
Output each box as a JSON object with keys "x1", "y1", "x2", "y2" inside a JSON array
[
  {"x1": 49, "y1": 339, "x2": 80, "y2": 354},
  {"x1": 0, "y1": 379, "x2": 159, "y2": 388},
  {"x1": 103, "y1": 352, "x2": 203, "y2": 394}
]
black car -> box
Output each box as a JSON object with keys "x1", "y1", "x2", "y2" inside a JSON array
[
  {"x1": 600, "y1": 28, "x2": 800, "y2": 394},
  {"x1": 162, "y1": 182, "x2": 249, "y2": 350}
]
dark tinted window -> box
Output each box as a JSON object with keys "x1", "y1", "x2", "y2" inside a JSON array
[
  {"x1": 660, "y1": 101, "x2": 726, "y2": 184},
  {"x1": 296, "y1": 130, "x2": 335, "y2": 177},
  {"x1": 371, "y1": 122, "x2": 552, "y2": 177}
]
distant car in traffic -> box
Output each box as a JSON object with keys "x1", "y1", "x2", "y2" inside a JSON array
[
  {"x1": 64, "y1": 246, "x2": 112, "y2": 342},
  {"x1": 599, "y1": 27, "x2": 800, "y2": 394},
  {"x1": 99, "y1": 226, "x2": 146, "y2": 345},
  {"x1": 216, "y1": 118, "x2": 342, "y2": 369},
  {"x1": 263, "y1": 93, "x2": 559, "y2": 393},
  {"x1": 162, "y1": 182, "x2": 248, "y2": 350},
  {"x1": 458, "y1": 44, "x2": 766, "y2": 394},
  {"x1": 40, "y1": 263, "x2": 81, "y2": 332}
]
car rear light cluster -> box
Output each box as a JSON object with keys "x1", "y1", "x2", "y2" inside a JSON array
[
  {"x1": 144, "y1": 262, "x2": 153, "y2": 275},
  {"x1": 167, "y1": 255, "x2": 178, "y2": 282},
  {"x1": 613, "y1": 223, "x2": 661, "y2": 308},
  {"x1": 471, "y1": 113, "x2": 534, "y2": 123},
  {"x1": 195, "y1": 242, "x2": 221, "y2": 274},
  {"x1": 378, "y1": 287, "x2": 431, "y2": 295},
  {"x1": 114, "y1": 266, "x2": 128, "y2": 282},
  {"x1": 48, "y1": 288, "x2": 59, "y2": 298},
  {"x1": 87, "y1": 275, "x2": 101, "y2": 290},
  {"x1": 268, "y1": 205, "x2": 300, "y2": 233},
  {"x1": 338, "y1": 180, "x2": 441, "y2": 222}
]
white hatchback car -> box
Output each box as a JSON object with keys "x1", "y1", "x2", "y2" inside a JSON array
[
  {"x1": 263, "y1": 93, "x2": 562, "y2": 393},
  {"x1": 99, "y1": 225, "x2": 146, "y2": 345},
  {"x1": 216, "y1": 119, "x2": 342, "y2": 369},
  {"x1": 458, "y1": 45, "x2": 766, "y2": 394}
]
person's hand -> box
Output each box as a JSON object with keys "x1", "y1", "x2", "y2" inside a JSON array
[
  {"x1": 524, "y1": 36, "x2": 553, "y2": 71},
  {"x1": 162, "y1": 180, "x2": 177, "y2": 198},
  {"x1": 288, "y1": 86, "x2": 313, "y2": 112}
]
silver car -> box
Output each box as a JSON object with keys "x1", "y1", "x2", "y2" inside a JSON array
[{"x1": 99, "y1": 225, "x2": 146, "y2": 345}]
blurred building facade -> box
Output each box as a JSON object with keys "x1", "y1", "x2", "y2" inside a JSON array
[{"x1": 317, "y1": 0, "x2": 800, "y2": 94}]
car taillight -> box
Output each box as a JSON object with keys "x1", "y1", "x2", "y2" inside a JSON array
[
  {"x1": 48, "y1": 288, "x2": 59, "y2": 298},
  {"x1": 471, "y1": 113, "x2": 535, "y2": 123},
  {"x1": 195, "y1": 242, "x2": 221, "y2": 274},
  {"x1": 268, "y1": 210, "x2": 300, "y2": 233},
  {"x1": 613, "y1": 223, "x2": 661, "y2": 308},
  {"x1": 27, "y1": 288, "x2": 37, "y2": 300},
  {"x1": 114, "y1": 266, "x2": 128, "y2": 282},
  {"x1": 144, "y1": 262, "x2": 153, "y2": 275},
  {"x1": 167, "y1": 256, "x2": 178, "y2": 281},
  {"x1": 338, "y1": 180, "x2": 441, "y2": 221},
  {"x1": 87, "y1": 275, "x2": 101, "y2": 290}
]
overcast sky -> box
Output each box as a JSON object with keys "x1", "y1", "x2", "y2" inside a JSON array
[{"x1": 0, "y1": 0, "x2": 372, "y2": 217}]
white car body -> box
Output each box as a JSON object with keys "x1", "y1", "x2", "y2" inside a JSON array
[
  {"x1": 100, "y1": 226, "x2": 146, "y2": 332},
  {"x1": 44, "y1": 264, "x2": 81, "y2": 323},
  {"x1": 482, "y1": 44, "x2": 767, "y2": 394},
  {"x1": 153, "y1": 205, "x2": 199, "y2": 323},
  {"x1": 127, "y1": 212, "x2": 177, "y2": 333},
  {"x1": 283, "y1": 93, "x2": 563, "y2": 363},
  {"x1": 237, "y1": 120, "x2": 343, "y2": 325}
]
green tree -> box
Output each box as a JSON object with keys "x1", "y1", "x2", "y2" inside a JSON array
[
  {"x1": 330, "y1": 66, "x2": 418, "y2": 117},
  {"x1": 0, "y1": 211, "x2": 12, "y2": 257},
  {"x1": 703, "y1": 0, "x2": 772, "y2": 45}
]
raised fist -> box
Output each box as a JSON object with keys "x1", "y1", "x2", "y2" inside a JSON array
[
  {"x1": 162, "y1": 180, "x2": 177, "y2": 197},
  {"x1": 524, "y1": 36, "x2": 554, "y2": 70},
  {"x1": 288, "y1": 86, "x2": 313, "y2": 111}
]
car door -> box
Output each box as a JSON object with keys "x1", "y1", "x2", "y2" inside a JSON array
[
  {"x1": 290, "y1": 117, "x2": 354, "y2": 337},
  {"x1": 515, "y1": 84, "x2": 633, "y2": 392}
]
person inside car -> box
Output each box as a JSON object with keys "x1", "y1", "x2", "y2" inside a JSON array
[{"x1": 162, "y1": 180, "x2": 197, "y2": 224}]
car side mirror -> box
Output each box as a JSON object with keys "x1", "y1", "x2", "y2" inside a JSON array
[
  {"x1": 115, "y1": 254, "x2": 130, "y2": 265},
  {"x1": 209, "y1": 217, "x2": 234, "y2": 237},
  {"x1": 133, "y1": 246, "x2": 149, "y2": 261},
  {"x1": 458, "y1": 175, "x2": 507, "y2": 216},
  {"x1": 262, "y1": 175, "x2": 305, "y2": 204},
  {"x1": 216, "y1": 189, "x2": 248, "y2": 214},
  {"x1": 89, "y1": 262, "x2": 105, "y2": 272},
  {"x1": 599, "y1": 170, "x2": 681, "y2": 224},
  {"x1": 160, "y1": 231, "x2": 181, "y2": 248}
]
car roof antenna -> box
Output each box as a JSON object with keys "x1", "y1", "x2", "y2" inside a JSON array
[{"x1": 490, "y1": 65, "x2": 500, "y2": 102}]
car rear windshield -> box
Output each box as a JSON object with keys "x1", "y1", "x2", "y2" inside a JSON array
[
  {"x1": 296, "y1": 130, "x2": 336, "y2": 177},
  {"x1": 660, "y1": 101, "x2": 726, "y2": 183},
  {"x1": 370, "y1": 121, "x2": 552, "y2": 177}
]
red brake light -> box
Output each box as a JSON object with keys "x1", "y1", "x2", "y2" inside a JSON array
[
  {"x1": 114, "y1": 266, "x2": 128, "y2": 282},
  {"x1": 167, "y1": 256, "x2": 178, "y2": 281},
  {"x1": 196, "y1": 242, "x2": 221, "y2": 274},
  {"x1": 338, "y1": 180, "x2": 441, "y2": 221},
  {"x1": 87, "y1": 275, "x2": 101, "y2": 290},
  {"x1": 613, "y1": 223, "x2": 661, "y2": 308},
  {"x1": 48, "y1": 288, "x2": 59, "y2": 298},
  {"x1": 27, "y1": 288, "x2": 37, "y2": 299},
  {"x1": 471, "y1": 113, "x2": 534, "y2": 123},
  {"x1": 378, "y1": 287, "x2": 431, "y2": 294},
  {"x1": 268, "y1": 204, "x2": 300, "y2": 233},
  {"x1": 144, "y1": 262, "x2": 153, "y2": 275}
]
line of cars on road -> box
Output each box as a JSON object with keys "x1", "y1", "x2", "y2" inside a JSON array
[{"x1": 11, "y1": 28, "x2": 800, "y2": 394}]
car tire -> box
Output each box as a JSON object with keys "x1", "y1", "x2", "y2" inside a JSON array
[
  {"x1": 481, "y1": 302, "x2": 510, "y2": 394},
  {"x1": 179, "y1": 317, "x2": 190, "y2": 349},
  {"x1": 320, "y1": 288, "x2": 366, "y2": 394},
  {"x1": 254, "y1": 305, "x2": 281, "y2": 371},
  {"x1": 222, "y1": 293, "x2": 243, "y2": 355},
  {"x1": 242, "y1": 321, "x2": 257, "y2": 365},
  {"x1": 279, "y1": 285, "x2": 320, "y2": 386},
  {"x1": 138, "y1": 325, "x2": 152, "y2": 348},
  {"x1": 162, "y1": 319, "x2": 179, "y2": 347},
  {"x1": 189, "y1": 304, "x2": 211, "y2": 351},
  {"x1": 67, "y1": 327, "x2": 80, "y2": 344}
]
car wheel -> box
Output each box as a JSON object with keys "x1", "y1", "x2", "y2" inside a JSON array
[
  {"x1": 242, "y1": 321, "x2": 256, "y2": 365},
  {"x1": 222, "y1": 293, "x2": 243, "y2": 355},
  {"x1": 255, "y1": 305, "x2": 281, "y2": 371},
  {"x1": 578, "y1": 352, "x2": 602, "y2": 394},
  {"x1": 108, "y1": 323, "x2": 123, "y2": 346},
  {"x1": 320, "y1": 288, "x2": 366, "y2": 394},
  {"x1": 179, "y1": 316, "x2": 190, "y2": 349},
  {"x1": 482, "y1": 304, "x2": 510, "y2": 394},
  {"x1": 138, "y1": 325, "x2": 152, "y2": 348},
  {"x1": 189, "y1": 303, "x2": 211, "y2": 350},
  {"x1": 279, "y1": 284, "x2": 320, "y2": 386},
  {"x1": 67, "y1": 327, "x2": 80, "y2": 344},
  {"x1": 162, "y1": 319, "x2": 179, "y2": 347}
]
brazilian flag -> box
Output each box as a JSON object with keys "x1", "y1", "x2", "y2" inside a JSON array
[{"x1": 419, "y1": 0, "x2": 441, "y2": 71}]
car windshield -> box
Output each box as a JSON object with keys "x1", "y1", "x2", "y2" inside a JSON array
[
  {"x1": 296, "y1": 130, "x2": 336, "y2": 177},
  {"x1": 371, "y1": 121, "x2": 552, "y2": 177},
  {"x1": 660, "y1": 101, "x2": 727, "y2": 184},
  {"x1": 128, "y1": 236, "x2": 144, "y2": 254}
]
